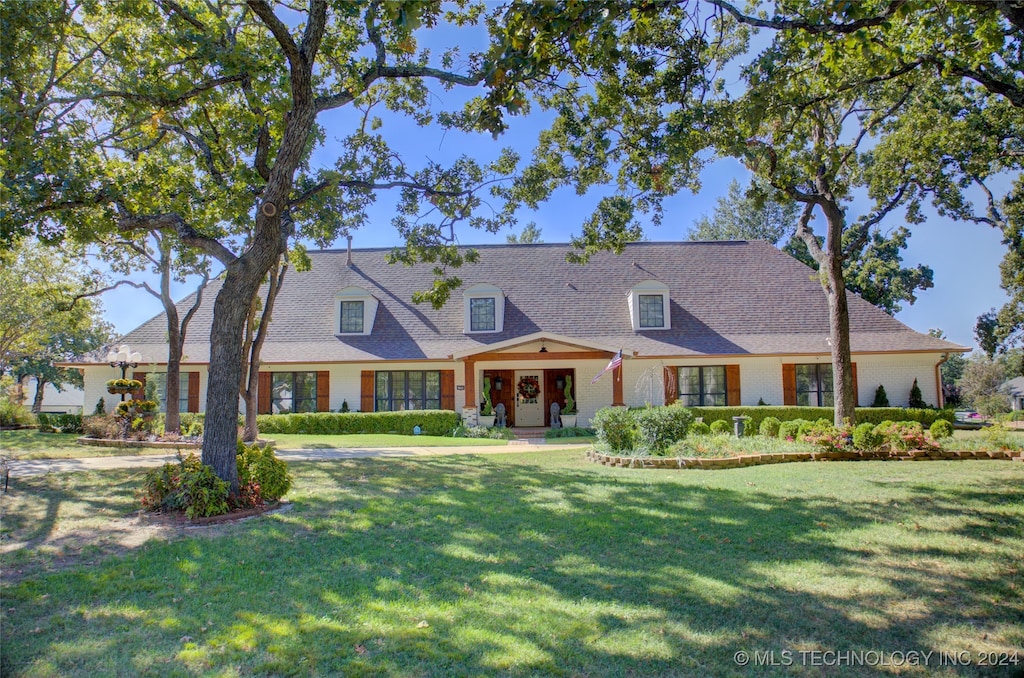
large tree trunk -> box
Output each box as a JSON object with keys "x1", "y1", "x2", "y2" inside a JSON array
[
  {"x1": 818, "y1": 202, "x2": 856, "y2": 427},
  {"x1": 31, "y1": 377, "x2": 46, "y2": 414},
  {"x1": 164, "y1": 303, "x2": 183, "y2": 435},
  {"x1": 240, "y1": 256, "x2": 287, "y2": 443}
]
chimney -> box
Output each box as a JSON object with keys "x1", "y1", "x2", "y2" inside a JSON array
[{"x1": 346, "y1": 235, "x2": 353, "y2": 267}]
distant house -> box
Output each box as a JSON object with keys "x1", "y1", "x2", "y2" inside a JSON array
[
  {"x1": 67, "y1": 241, "x2": 967, "y2": 426},
  {"x1": 1006, "y1": 377, "x2": 1024, "y2": 411}
]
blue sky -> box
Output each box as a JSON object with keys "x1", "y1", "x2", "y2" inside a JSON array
[{"x1": 95, "y1": 14, "x2": 1009, "y2": 351}]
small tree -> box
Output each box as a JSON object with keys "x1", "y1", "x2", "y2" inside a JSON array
[
  {"x1": 872, "y1": 385, "x2": 889, "y2": 408},
  {"x1": 908, "y1": 379, "x2": 927, "y2": 409}
]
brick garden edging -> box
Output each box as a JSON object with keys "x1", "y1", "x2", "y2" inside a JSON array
[{"x1": 587, "y1": 447, "x2": 1022, "y2": 470}]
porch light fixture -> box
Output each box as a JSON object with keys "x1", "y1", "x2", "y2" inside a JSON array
[
  {"x1": 539, "y1": 342, "x2": 548, "y2": 353},
  {"x1": 106, "y1": 344, "x2": 142, "y2": 379},
  {"x1": 494, "y1": 376, "x2": 503, "y2": 391},
  {"x1": 555, "y1": 376, "x2": 564, "y2": 390}
]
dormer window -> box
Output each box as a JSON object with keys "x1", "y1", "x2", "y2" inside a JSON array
[
  {"x1": 628, "y1": 280, "x2": 670, "y2": 331},
  {"x1": 464, "y1": 283, "x2": 505, "y2": 334},
  {"x1": 335, "y1": 286, "x2": 378, "y2": 336}
]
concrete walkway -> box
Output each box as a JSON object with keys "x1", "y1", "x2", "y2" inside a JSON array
[{"x1": 6, "y1": 442, "x2": 586, "y2": 479}]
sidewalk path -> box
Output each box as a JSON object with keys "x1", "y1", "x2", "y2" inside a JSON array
[{"x1": 7, "y1": 443, "x2": 586, "y2": 479}]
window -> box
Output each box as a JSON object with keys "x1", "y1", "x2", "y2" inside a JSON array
[
  {"x1": 469, "y1": 297, "x2": 495, "y2": 331},
  {"x1": 272, "y1": 372, "x2": 317, "y2": 413},
  {"x1": 678, "y1": 366, "x2": 727, "y2": 407},
  {"x1": 144, "y1": 372, "x2": 189, "y2": 413},
  {"x1": 375, "y1": 371, "x2": 441, "y2": 411},
  {"x1": 796, "y1": 364, "x2": 833, "y2": 407},
  {"x1": 639, "y1": 294, "x2": 665, "y2": 328},
  {"x1": 340, "y1": 300, "x2": 364, "y2": 333}
]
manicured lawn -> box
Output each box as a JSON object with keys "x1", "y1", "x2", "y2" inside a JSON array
[
  {"x1": 0, "y1": 431, "x2": 162, "y2": 460},
  {"x1": 267, "y1": 433, "x2": 508, "y2": 449},
  {"x1": 2, "y1": 451, "x2": 1022, "y2": 676}
]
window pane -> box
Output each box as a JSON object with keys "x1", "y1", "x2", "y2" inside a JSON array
[
  {"x1": 819, "y1": 365, "x2": 834, "y2": 396},
  {"x1": 294, "y1": 372, "x2": 317, "y2": 413},
  {"x1": 340, "y1": 300, "x2": 364, "y2": 333},
  {"x1": 392, "y1": 372, "x2": 406, "y2": 410},
  {"x1": 639, "y1": 294, "x2": 664, "y2": 328},
  {"x1": 272, "y1": 373, "x2": 293, "y2": 414},
  {"x1": 796, "y1": 391, "x2": 812, "y2": 407},
  {"x1": 407, "y1": 371, "x2": 423, "y2": 410},
  {"x1": 682, "y1": 393, "x2": 702, "y2": 407},
  {"x1": 678, "y1": 367, "x2": 701, "y2": 396},
  {"x1": 704, "y1": 366, "x2": 726, "y2": 396},
  {"x1": 795, "y1": 365, "x2": 817, "y2": 394},
  {"x1": 705, "y1": 392, "x2": 726, "y2": 407},
  {"x1": 470, "y1": 297, "x2": 495, "y2": 331}
]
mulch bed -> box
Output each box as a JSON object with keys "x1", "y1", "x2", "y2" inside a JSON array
[{"x1": 140, "y1": 501, "x2": 289, "y2": 527}]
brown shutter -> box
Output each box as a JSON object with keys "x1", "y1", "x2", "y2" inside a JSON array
[
  {"x1": 360, "y1": 370, "x2": 375, "y2": 412},
  {"x1": 782, "y1": 364, "x2": 796, "y2": 406},
  {"x1": 187, "y1": 372, "x2": 200, "y2": 412},
  {"x1": 440, "y1": 370, "x2": 455, "y2": 410},
  {"x1": 726, "y1": 364, "x2": 741, "y2": 406},
  {"x1": 851, "y1": 362, "x2": 858, "y2": 407},
  {"x1": 132, "y1": 371, "x2": 147, "y2": 400},
  {"x1": 316, "y1": 371, "x2": 330, "y2": 412},
  {"x1": 258, "y1": 372, "x2": 271, "y2": 414},
  {"x1": 664, "y1": 366, "x2": 677, "y2": 405}
]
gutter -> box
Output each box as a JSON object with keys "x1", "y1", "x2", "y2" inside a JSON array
[{"x1": 935, "y1": 353, "x2": 950, "y2": 409}]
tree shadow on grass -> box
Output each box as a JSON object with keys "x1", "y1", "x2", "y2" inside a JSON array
[{"x1": 2, "y1": 457, "x2": 1023, "y2": 677}]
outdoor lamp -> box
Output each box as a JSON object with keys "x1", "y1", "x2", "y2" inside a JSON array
[{"x1": 494, "y1": 376, "x2": 503, "y2": 391}]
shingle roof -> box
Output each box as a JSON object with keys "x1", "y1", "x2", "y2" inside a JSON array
[{"x1": 101, "y1": 241, "x2": 966, "y2": 364}]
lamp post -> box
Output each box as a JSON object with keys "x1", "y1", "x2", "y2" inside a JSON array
[{"x1": 106, "y1": 344, "x2": 142, "y2": 401}]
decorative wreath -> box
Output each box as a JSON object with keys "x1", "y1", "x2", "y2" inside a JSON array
[{"x1": 517, "y1": 376, "x2": 540, "y2": 400}]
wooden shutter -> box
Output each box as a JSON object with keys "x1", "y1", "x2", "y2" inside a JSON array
[
  {"x1": 726, "y1": 364, "x2": 741, "y2": 406},
  {"x1": 258, "y1": 372, "x2": 271, "y2": 414},
  {"x1": 664, "y1": 366, "x2": 677, "y2": 405},
  {"x1": 187, "y1": 372, "x2": 200, "y2": 412},
  {"x1": 782, "y1": 364, "x2": 796, "y2": 406},
  {"x1": 851, "y1": 362, "x2": 858, "y2": 407},
  {"x1": 132, "y1": 371, "x2": 147, "y2": 400},
  {"x1": 360, "y1": 370, "x2": 375, "y2": 412},
  {"x1": 316, "y1": 371, "x2": 330, "y2": 412},
  {"x1": 440, "y1": 370, "x2": 455, "y2": 410}
]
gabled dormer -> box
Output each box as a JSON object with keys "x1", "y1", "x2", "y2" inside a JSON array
[
  {"x1": 627, "y1": 280, "x2": 670, "y2": 331},
  {"x1": 335, "y1": 286, "x2": 379, "y2": 336},
  {"x1": 464, "y1": 283, "x2": 505, "y2": 334}
]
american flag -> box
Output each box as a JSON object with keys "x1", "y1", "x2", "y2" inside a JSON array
[{"x1": 591, "y1": 349, "x2": 623, "y2": 384}]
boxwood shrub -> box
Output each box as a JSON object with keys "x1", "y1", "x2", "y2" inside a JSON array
[
  {"x1": 256, "y1": 410, "x2": 460, "y2": 436},
  {"x1": 686, "y1": 406, "x2": 952, "y2": 431},
  {"x1": 37, "y1": 413, "x2": 83, "y2": 433},
  {"x1": 592, "y1": 406, "x2": 636, "y2": 454},
  {"x1": 634, "y1": 405, "x2": 693, "y2": 456}
]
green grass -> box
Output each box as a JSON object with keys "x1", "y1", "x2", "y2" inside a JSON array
[
  {"x1": 0, "y1": 431, "x2": 166, "y2": 459},
  {"x1": 2, "y1": 451, "x2": 1022, "y2": 677},
  {"x1": 266, "y1": 433, "x2": 508, "y2": 449}
]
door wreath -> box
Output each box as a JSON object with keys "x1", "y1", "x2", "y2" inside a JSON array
[{"x1": 517, "y1": 375, "x2": 540, "y2": 400}]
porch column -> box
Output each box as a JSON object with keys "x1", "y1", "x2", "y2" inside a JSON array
[
  {"x1": 612, "y1": 363, "x2": 624, "y2": 406},
  {"x1": 464, "y1": 358, "x2": 476, "y2": 409}
]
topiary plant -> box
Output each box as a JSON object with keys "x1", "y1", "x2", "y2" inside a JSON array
[
  {"x1": 709, "y1": 419, "x2": 731, "y2": 435},
  {"x1": 759, "y1": 416, "x2": 781, "y2": 438},
  {"x1": 908, "y1": 378, "x2": 927, "y2": 409},
  {"x1": 929, "y1": 419, "x2": 954, "y2": 440},
  {"x1": 689, "y1": 420, "x2": 710, "y2": 436},
  {"x1": 872, "y1": 385, "x2": 889, "y2": 407}
]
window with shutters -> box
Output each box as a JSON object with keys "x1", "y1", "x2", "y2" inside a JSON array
[
  {"x1": 272, "y1": 372, "x2": 317, "y2": 413},
  {"x1": 796, "y1": 364, "x2": 833, "y2": 407},
  {"x1": 375, "y1": 371, "x2": 441, "y2": 411},
  {"x1": 138, "y1": 373, "x2": 189, "y2": 413},
  {"x1": 677, "y1": 366, "x2": 727, "y2": 406}
]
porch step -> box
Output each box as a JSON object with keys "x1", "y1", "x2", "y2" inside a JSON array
[{"x1": 509, "y1": 427, "x2": 548, "y2": 442}]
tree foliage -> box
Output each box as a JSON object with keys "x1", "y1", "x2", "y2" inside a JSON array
[{"x1": 688, "y1": 179, "x2": 797, "y2": 244}]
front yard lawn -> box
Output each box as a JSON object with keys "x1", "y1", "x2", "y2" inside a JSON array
[
  {"x1": 2, "y1": 450, "x2": 1021, "y2": 677},
  {"x1": 0, "y1": 430, "x2": 150, "y2": 459},
  {"x1": 267, "y1": 432, "x2": 508, "y2": 449}
]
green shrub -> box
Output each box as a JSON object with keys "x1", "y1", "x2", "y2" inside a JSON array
[
  {"x1": 256, "y1": 410, "x2": 459, "y2": 436},
  {"x1": 180, "y1": 413, "x2": 204, "y2": 438},
  {"x1": 981, "y1": 424, "x2": 1024, "y2": 451},
  {"x1": 800, "y1": 420, "x2": 850, "y2": 453},
  {"x1": 778, "y1": 420, "x2": 802, "y2": 440},
  {"x1": 37, "y1": 413, "x2": 83, "y2": 433},
  {"x1": 83, "y1": 414, "x2": 121, "y2": 439},
  {"x1": 0, "y1": 398, "x2": 35, "y2": 427},
  {"x1": 685, "y1": 406, "x2": 951, "y2": 430},
  {"x1": 237, "y1": 441, "x2": 292, "y2": 503},
  {"x1": 908, "y1": 379, "x2": 928, "y2": 409},
  {"x1": 852, "y1": 422, "x2": 885, "y2": 451},
  {"x1": 872, "y1": 385, "x2": 889, "y2": 407},
  {"x1": 592, "y1": 406, "x2": 636, "y2": 453},
  {"x1": 878, "y1": 421, "x2": 928, "y2": 451},
  {"x1": 689, "y1": 421, "x2": 710, "y2": 436},
  {"x1": 634, "y1": 405, "x2": 693, "y2": 455},
  {"x1": 451, "y1": 424, "x2": 515, "y2": 440},
  {"x1": 544, "y1": 427, "x2": 596, "y2": 439},
  {"x1": 139, "y1": 454, "x2": 229, "y2": 519},
  {"x1": 94, "y1": 398, "x2": 106, "y2": 415},
  {"x1": 758, "y1": 416, "x2": 781, "y2": 438},
  {"x1": 709, "y1": 419, "x2": 731, "y2": 435},
  {"x1": 929, "y1": 419, "x2": 954, "y2": 440}
]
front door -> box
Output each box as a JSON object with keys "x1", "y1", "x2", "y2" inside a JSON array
[{"x1": 514, "y1": 371, "x2": 544, "y2": 426}]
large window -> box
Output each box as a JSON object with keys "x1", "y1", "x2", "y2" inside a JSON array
[
  {"x1": 469, "y1": 297, "x2": 495, "y2": 331},
  {"x1": 340, "y1": 300, "x2": 364, "y2": 333},
  {"x1": 144, "y1": 372, "x2": 189, "y2": 413},
  {"x1": 639, "y1": 294, "x2": 665, "y2": 328},
  {"x1": 678, "y1": 366, "x2": 727, "y2": 407},
  {"x1": 375, "y1": 371, "x2": 441, "y2": 411},
  {"x1": 796, "y1": 364, "x2": 833, "y2": 407},
  {"x1": 272, "y1": 372, "x2": 317, "y2": 413}
]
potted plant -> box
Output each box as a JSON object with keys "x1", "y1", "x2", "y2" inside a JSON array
[
  {"x1": 106, "y1": 378, "x2": 142, "y2": 395},
  {"x1": 561, "y1": 375, "x2": 578, "y2": 428},
  {"x1": 479, "y1": 377, "x2": 495, "y2": 427}
]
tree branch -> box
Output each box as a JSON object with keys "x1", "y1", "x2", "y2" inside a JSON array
[
  {"x1": 247, "y1": 0, "x2": 301, "y2": 73},
  {"x1": 117, "y1": 213, "x2": 238, "y2": 265},
  {"x1": 706, "y1": 0, "x2": 909, "y2": 34}
]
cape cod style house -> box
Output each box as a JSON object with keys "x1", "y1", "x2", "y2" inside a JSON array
[{"x1": 71, "y1": 241, "x2": 967, "y2": 426}]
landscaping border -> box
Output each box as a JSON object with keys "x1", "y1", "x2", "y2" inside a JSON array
[{"x1": 587, "y1": 448, "x2": 1022, "y2": 469}]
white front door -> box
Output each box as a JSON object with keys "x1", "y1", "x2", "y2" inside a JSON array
[{"x1": 514, "y1": 372, "x2": 544, "y2": 426}]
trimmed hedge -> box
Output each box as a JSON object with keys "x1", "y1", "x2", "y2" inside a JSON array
[
  {"x1": 256, "y1": 410, "x2": 460, "y2": 436},
  {"x1": 686, "y1": 406, "x2": 952, "y2": 430},
  {"x1": 37, "y1": 413, "x2": 83, "y2": 433}
]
